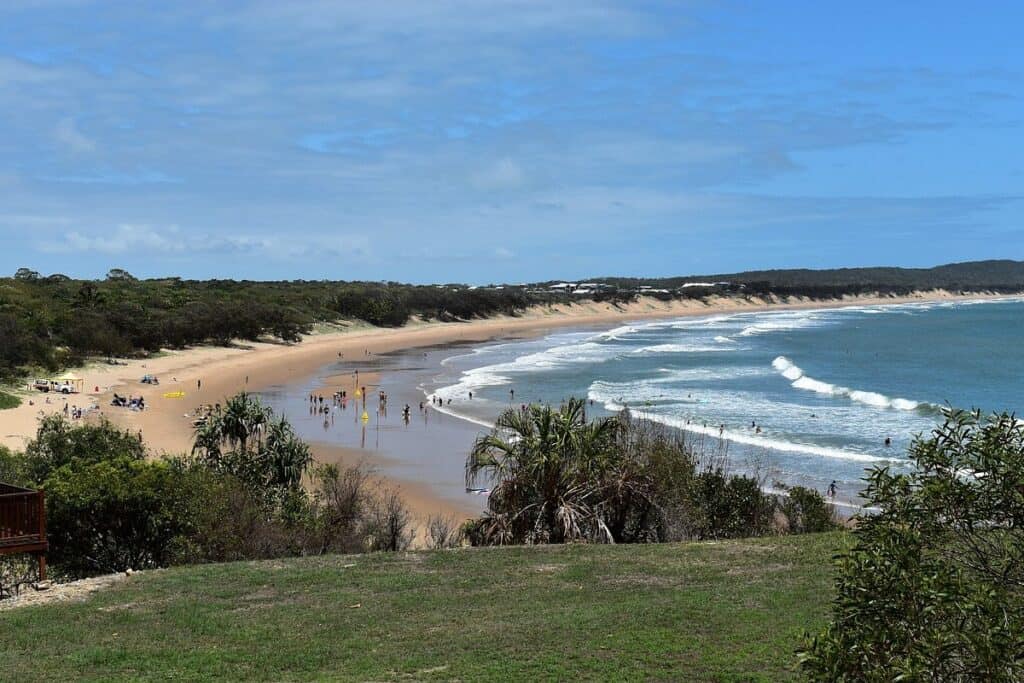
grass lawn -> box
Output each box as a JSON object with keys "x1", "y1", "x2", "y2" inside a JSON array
[
  {"x1": 0, "y1": 391, "x2": 21, "y2": 409},
  {"x1": 0, "y1": 532, "x2": 847, "y2": 681}
]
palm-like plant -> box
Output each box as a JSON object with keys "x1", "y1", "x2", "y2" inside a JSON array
[
  {"x1": 192, "y1": 393, "x2": 310, "y2": 494},
  {"x1": 264, "y1": 416, "x2": 312, "y2": 489},
  {"x1": 466, "y1": 398, "x2": 645, "y2": 545}
]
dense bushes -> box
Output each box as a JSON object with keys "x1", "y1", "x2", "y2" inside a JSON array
[
  {"x1": 45, "y1": 456, "x2": 196, "y2": 575},
  {"x1": 800, "y1": 410, "x2": 1024, "y2": 680},
  {"x1": 464, "y1": 401, "x2": 834, "y2": 546},
  {"x1": 4, "y1": 398, "x2": 416, "y2": 580}
]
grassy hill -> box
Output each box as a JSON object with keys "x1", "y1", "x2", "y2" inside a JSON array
[{"x1": 0, "y1": 532, "x2": 847, "y2": 681}]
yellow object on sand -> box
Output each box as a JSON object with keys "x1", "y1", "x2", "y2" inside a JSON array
[
  {"x1": 361, "y1": 411, "x2": 369, "y2": 422},
  {"x1": 355, "y1": 389, "x2": 362, "y2": 398},
  {"x1": 163, "y1": 391, "x2": 186, "y2": 399}
]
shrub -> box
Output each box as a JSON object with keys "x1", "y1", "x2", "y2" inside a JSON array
[
  {"x1": 363, "y1": 488, "x2": 414, "y2": 552},
  {"x1": 778, "y1": 486, "x2": 836, "y2": 534},
  {"x1": 682, "y1": 469, "x2": 774, "y2": 540},
  {"x1": 426, "y1": 514, "x2": 463, "y2": 549},
  {"x1": 0, "y1": 445, "x2": 29, "y2": 487},
  {"x1": 24, "y1": 414, "x2": 146, "y2": 483},
  {"x1": 800, "y1": 410, "x2": 1024, "y2": 680},
  {"x1": 45, "y1": 456, "x2": 195, "y2": 576},
  {"x1": 465, "y1": 402, "x2": 780, "y2": 546}
]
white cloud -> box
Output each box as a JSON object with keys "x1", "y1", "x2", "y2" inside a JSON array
[
  {"x1": 54, "y1": 117, "x2": 96, "y2": 153},
  {"x1": 472, "y1": 158, "x2": 525, "y2": 191},
  {"x1": 37, "y1": 223, "x2": 371, "y2": 261}
]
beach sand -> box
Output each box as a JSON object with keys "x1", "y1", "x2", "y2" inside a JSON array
[{"x1": 0, "y1": 289, "x2": 1004, "y2": 524}]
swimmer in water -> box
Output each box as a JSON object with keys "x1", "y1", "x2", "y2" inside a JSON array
[{"x1": 884, "y1": 437, "x2": 892, "y2": 447}]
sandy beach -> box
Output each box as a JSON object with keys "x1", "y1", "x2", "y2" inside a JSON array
[{"x1": 0, "y1": 289, "x2": 1005, "y2": 522}]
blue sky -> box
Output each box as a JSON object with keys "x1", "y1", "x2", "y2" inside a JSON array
[{"x1": 1, "y1": 1, "x2": 1021, "y2": 283}]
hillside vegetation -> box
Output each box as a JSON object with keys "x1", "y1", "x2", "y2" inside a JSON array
[
  {"x1": 0, "y1": 532, "x2": 847, "y2": 681},
  {"x1": 2, "y1": 259, "x2": 1022, "y2": 383}
]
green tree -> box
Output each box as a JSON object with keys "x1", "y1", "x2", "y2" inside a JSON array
[
  {"x1": 24, "y1": 414, "x2": 146, "y2": 483},
  {"x1": 193, "y1": 393, "x2": 311, "y2": 494},
  {"x1": 800, "y1": 410, "x2": 1024, "y2": 681},
  {"x1": 466, "y1": 399, "x2": 651, "y2": 544},
  {"x1": 45, "y1": 455, "x2": 194, "y2": 575}
]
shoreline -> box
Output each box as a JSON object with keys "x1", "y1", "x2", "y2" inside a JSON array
[{"x1": 1, "y1": 289, "x2": 1013, "y2": 522}]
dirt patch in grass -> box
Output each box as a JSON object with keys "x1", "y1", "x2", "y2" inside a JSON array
[{"x1": 0, "y1": 573, "x2": 125, "y2": 611}]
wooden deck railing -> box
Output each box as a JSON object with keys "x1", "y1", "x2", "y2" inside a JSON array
[{"x1": 0, "y1": 483, "x2": 48, "y2": 580}]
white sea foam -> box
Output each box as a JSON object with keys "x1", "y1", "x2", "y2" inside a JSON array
[
  {"x1": 632, "y1": 343, "x2": 736, "y2": 355},
  {"x1": 422, "y1": 392, "x2": 496, "y2": 430},
  {"x1": 772, "y1": 356, "x2": 930, "y2": 412},
  {"x1": 585, "y1": 381, "x2": 902, "y2": 464},
  {"x1": 713, "y1": 335, "x2": 735, "y2": 344},
  {"x1": 737, "y1": 311, "x2": 830, "y2": 337},
  {"x1": 587, "y1": 388, "x2": 894, "y2": 464}
]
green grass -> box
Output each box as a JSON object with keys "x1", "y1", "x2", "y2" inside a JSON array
[
  {"x1": 0, "y1": 533, "x2": 848, "y2": 681},
  {"x1": 0, "y1": 391, "x2": 21, "y2": 409}
]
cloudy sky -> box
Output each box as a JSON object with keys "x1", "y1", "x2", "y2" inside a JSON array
[{"x1": 1, "y1": 1, "x2": 1021, "y2": 282}]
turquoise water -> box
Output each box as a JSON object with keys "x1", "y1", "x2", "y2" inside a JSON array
[{"x1": 428, "y1": 298, "x2": 1024, "y2": 503}]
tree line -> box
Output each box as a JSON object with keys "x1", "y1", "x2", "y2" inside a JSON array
[{"x1": 4, "y1": 260, "x2": 1023, "y2": 384}]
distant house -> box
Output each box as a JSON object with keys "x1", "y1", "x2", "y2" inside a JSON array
[{"x1": 548, "y1": 283, "x2": 575, "y2": 292}]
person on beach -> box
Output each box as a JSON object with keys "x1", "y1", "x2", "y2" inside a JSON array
[
  {"x1": 468, "y1": 391, "x2": 473, "y2": 400},
  {"x1": 827, "y1": 480, "x2": 837, "y2": 498},
  {"x1": 197, "y1": 379, "x2": 202, "y2": 391}
]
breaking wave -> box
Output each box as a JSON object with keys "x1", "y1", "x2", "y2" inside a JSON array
[
  {"x1": 586, "y1": 383, "x2": 895, "y2": 464},
  {"x1": 772, "y1": 356, "x2": 932, "y2": 412}
]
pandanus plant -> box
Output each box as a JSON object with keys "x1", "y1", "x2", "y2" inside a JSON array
[
  {"x1": 466, "y1": 398, "x2": 655, "y2": 545},
  {"x1": 192, "y1": 393, "x2": 310, "y2": 491}
]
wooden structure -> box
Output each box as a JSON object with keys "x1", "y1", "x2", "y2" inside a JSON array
[{"x1": 0, "y1": 483, "x2": 48, "y2": 580}]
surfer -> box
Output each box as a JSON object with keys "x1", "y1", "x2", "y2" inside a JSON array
[{"x1": 827, "y1": 480, "x2": 837, "y2": 498}]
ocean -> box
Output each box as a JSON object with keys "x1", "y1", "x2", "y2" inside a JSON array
[{"x1": 426, "y1": 297, "x2": 1024, "y2": 504}]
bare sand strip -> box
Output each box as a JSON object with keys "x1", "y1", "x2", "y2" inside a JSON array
[{"x1": 0, "y1": 290, "x2": 1008, "y2": 522}]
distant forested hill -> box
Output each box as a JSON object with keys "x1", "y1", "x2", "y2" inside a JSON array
[{"x1": 594, "y1": 259, "x2": 1024, "y2": 292}]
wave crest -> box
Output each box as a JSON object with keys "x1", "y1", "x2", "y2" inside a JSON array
[{"x1": 772, "y1": 356, "x2": 931, "y2": 412}]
